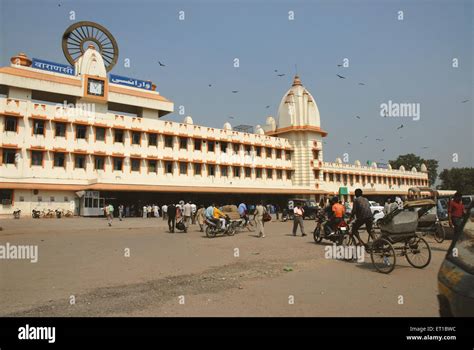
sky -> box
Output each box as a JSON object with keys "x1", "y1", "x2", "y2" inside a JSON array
[{"x1": 0, "y1": 0, "x2": 472, "y2": 176}]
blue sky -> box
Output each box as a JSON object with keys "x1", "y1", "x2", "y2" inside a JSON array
[{"x1": 0, "y1": 0, "x2": 472, "y2": 175}]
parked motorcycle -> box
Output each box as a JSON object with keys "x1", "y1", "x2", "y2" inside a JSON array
[
  {"x1": 313, "y1": 210, "x2": 348, "y2": 245},
  {"x1": 32, "y1": 209, "x2": 41, "y2": 219},
  {"x1": 55, "y1": 209, "x2": 63, "y2": 218},
  {"x1": 205, "y1": 216, "x2": 236, "y2": 238},
  {"x1": 64, "y1": 210, "x2": 74, "y2": 218},
  {"x1": 13, "y1": 209, "x2": 21, "y2": 219}
]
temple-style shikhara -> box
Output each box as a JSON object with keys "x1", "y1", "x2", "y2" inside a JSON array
[{"x1": 0, "y1": 38, "x2": 428, "y2": 215}]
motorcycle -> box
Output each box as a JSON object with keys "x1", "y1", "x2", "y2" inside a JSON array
[
  {"x1": 55, "y1": 209, "x2": 63, "y2": 218},
  {"x1": 13, "y1": 209, "x2": 21, "y2": 219},
  {"x1": 313, "y1": 210, "x2": 349, "y2": 245},
  {"x1": 64, "y1": 210, "x2": 74, "y2": 218},
  {"x1": 32, "y1": 209, "x2": 41, "y2": 219},
  {"x1": 205, "y1": 215, "x2": 236, "y2": 238},
  {"x1": 232, "y1": 216, "x2": 254, "y2": 232}
]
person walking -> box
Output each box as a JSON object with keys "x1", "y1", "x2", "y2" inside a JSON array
[
  {"x1": 449, "y1": 192, "x2": 466, "y2": 241},
  {"x1": 167, "y1": 203, "x2": 176, "y2": 233},
  {"x1": 183, "y1": 201, "x2": 192, "y2": 233},
  {"x1": 255, "y1": 201, "x2": 267, "y2": 238},
  {"x1": 162, "y1": 204, "x2": 168, "y2": 220},
  {"x1": 292, "y1": 204, "x2": 306, "y2": 236},
  {"x1": 142, "y1": 205, "x2": 147, "y2": 219},
  {"x1": 107, "y1": 203, "x2": 114, "y2": 227},
  {"x1": 118, "y1": 204, "x2": 124, "y2": 221},
  {"x1": 196, "y1": 205, "x2": 206, "y2": 232},
  {"x1": 191, "y1": 202, "x2": 197, "y2": 224},
  {"x1": 153, "y1": 204, "x2": 159, "y2": 218}
]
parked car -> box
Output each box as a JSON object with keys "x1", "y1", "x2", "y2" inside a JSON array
[
  {"x1": 437, "y1": 205, "x2": 474, "y2": 317},
  {"x1": 369, "y1": 201, "x2": 384, "y2": 216}
]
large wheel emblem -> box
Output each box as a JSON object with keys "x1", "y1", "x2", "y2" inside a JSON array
[{"x1": 62, "y1": 21, "x2": 119, "y2": 72}]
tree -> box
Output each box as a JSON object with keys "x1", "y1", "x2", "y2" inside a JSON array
[
  {"x1": 389, "y1": 153, "x2": 438, "y2": 186},
  {"x1": 438, "y1": 168, "x2": 474, "y2": 193}
]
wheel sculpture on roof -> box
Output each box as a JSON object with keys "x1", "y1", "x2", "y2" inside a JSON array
[{"x1": 62, "y1": 21, "x2": 119, "y2": 72}]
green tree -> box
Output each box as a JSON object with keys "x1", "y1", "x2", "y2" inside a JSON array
[
  {"x1": 389, "y1": 153, "x2": 438, "y2": 186},
  {"x1": 438, "y1": 168, "x2": 474, "y2": 193}
]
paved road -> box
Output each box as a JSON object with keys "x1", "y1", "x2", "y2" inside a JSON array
[{"x1": 0, "y1": 217, "x2": 449, "y2": 316}]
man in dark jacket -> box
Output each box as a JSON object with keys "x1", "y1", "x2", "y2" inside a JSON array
[
  {"x1": 167, "y1": 203, "x2": 177, "y2": 233},
  {"x1": 350, "y1": 189, "x2": 374, "y2": 245}
]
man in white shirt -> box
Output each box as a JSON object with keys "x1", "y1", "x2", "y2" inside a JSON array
[
  {"x1": 183, "y1": 201, "x2": 193, "y2": 232},
  {"x1": 292, "y1": 205, "x2": 306, "y2": 237},
  {"x1": 191, "y1": 203, "x2": 197, "y2": 224},
  {"x1": 162, "y1": 204, "x2": 168, "y2": 220}
]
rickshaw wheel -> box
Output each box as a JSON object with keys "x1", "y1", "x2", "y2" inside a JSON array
[
  {"x1": 434, "y1": 222, "x2": 445, "y2": 243},
  {"x1": 370, "y1": 238, "x2": 396, "y2": 274},
  {"x1": 206, "y1": 226, "x2": 216, "y2": 238},
  {"x1": 405, "y1": 237, "x2": 431, "y2": 268}
]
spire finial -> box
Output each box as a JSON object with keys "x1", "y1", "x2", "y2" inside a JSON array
[{"x1": 292, "y1": 74, "x2": 302, "y2": 86}]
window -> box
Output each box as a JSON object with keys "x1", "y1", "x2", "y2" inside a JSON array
[
  {"x1": 165, "y1": 161, "x2": 173, "y2": 174},
  {"x1": 179, "y1": 162, "x2": 187, "y2": 175},
  {"x1": 194, "y1": 138, "x2": 202, "y2": 151},
  {"x1": 336, "y1": 173, "x2": 341, "y2": 182},
  {"x1": 329, "y1": 173, "x2": 334, "y2": 182},
  {"x1": 64, "y1": 196, "x2": 69, "y2": 202},
  {"x1": 76, "y1": 125, "x2": 87, "y2": 139},
  {"x1": 33, "y1": 120, "x2": 45, "y2": 135},
  {"x1": 233, "y1": 166, "x2": 241, "y2": 177},
  {"x1": 277, "y1": 169, "x2": 283, "y2": 179},
  {"x1": 220, "y1": 142, "x2": 228, "y2": 153},
  {"x1": 265, "y1": 147, "x2": 272, "y2": 158},
  {"x1": 164, "y1": 135, "x2": 173, "y2": 148},
  {"x1": 233, "y1": 143, "x2": 240, "y2": 154},
  {"x1": 179, "y1": 137, "x2": 188, "y2": 149},
  {"x1": 148, "y1": 160, "x2": 157, "y2": 173},
  {"x1": 194, "y1": 163, "x2": 202, "y2": 175},
  {"x1": 266, "y1": 169, "x2": 273, "y2": 179},
  {"x1": 349, "y1": 174, "x2": 354, "y2": 183},
  {"x1": 2, "y1": 149, "x2": 16, "y2": 164},
  {"x1": 285, "y1": 150, "x2": 292, "y2": 160},
  {"x1": 132, "y1": 132, "x2": 141, "y2": 145},
  {"x1": 342, "y1": 174, "x2": 347, "y2": 183},
  {"x1": 50, "y1": 196, "x2": 55, "y2": 202},
  {"x1": 148, "y1": 133, "x2": 158, "y2": 146},
  {"x1": 113, "y1": 157, "x2": 123, "y2": 171},
  {"x1": 0, "y1": 189, "x2": 13, "y2": 205},
  {"x1": 207, "y1": 164, "x2": 215, "y2": 176},
  {"x1": 383, "y1": 176, "x2": 387, "y2": 184},
  {"x1": 95, "y1": 127, "x2": 106, "y2": 141},
  {"x1": 207, "y1": 141, "x2": 215, "y2": 152},
  {"x1": 313, "y1": 150, "x2": 319, "y2": 160},
  {"x1": 220, "y1": 166, "x2": 228, "y2": 177},
  {"x1": 131, "y1": 158, "x2": 141, "y2": 172},
  {"x1": 31, "y1": 151, "x2": 43, "y2": 166},
  {"x1": 53, "y1": 152, "x2": 65, "y2": 167},
  {"x1": 5, "y1": 117, "x2": 17, "y2": 132},
  {"x1": 74, "y1": 154, "x2": 86, "y2": 169},
  {"x1": 244, "y1": 167, "x2": 251, "y2": 178},
  {"x1": 276, "y1": 149, "x2": 282, "y2": 159},
  {"x1": 94, "y1": 156, "x2": 105, "y2": 170},
  {"x1": 244, "y1": 145, "x2": 251, "y2": 154},
  {"x1": 19, "y1": 196, "x2": 24, "y2": 202},
  {"x1": 286, "y1": 170, "x2": 292, "y2": 180},
  {"x1": 114, "y1": 129, "x2": 124, "y2": 143},
  {"x1": 256, "y1": 168, "x2": 262, "y2": 178},
  {"x1": 255, "y1": 147, "x2": 261, "y2": 157},
  {"x1": 55, "y1": 122, "x2": 67, "y2": 137},
  {"x1": 355, "y1": 175, "x2": 360, "y2": 183},
  {"x1": 37, "y1": 196, "x2": 42, "y2": 202}
]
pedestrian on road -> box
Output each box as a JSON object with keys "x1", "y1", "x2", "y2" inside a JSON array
[
  {"x1": 292, "y1": 204, "x2": 306, "y2": 236},
  {"x1": 143, "y1": 205, "x2": 147, "y2": 219},
  {"x1": 191, "y1": 202, "x2": 197, "y2": 224},
  {"x1": 162, "y1": 204, "x2": 168, "y2": 220},
  {"x1": 349, "y1": 189, "x2": 374, "y2": 244},
  {"x1": 449, "y1": 192, "x2": 467, "y2": 240},
  {"x1": 107, "y1": 203, "x2": 114, "y2": 227},
  {"x1": 183, "y1": 201, "x2": 192, "y2": 233},
  {"x1": 167, "y1": 203, "x2": 176, "y2": 233},
  {"x1": 118, "y1": 204, "x2": 124, "y2": 221},
  {"x1": 196, "y1": 205, "x2": 206, "y2": 232},
  {"x1": 153, "y1": 204, "x2": 159, "y2": 218},
  {"x1": 255, "y1": 201, "x2": 267, "y2": 238}
]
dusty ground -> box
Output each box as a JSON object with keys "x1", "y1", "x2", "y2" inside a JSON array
[{"x1": 0, "y1": 216, "x2": 450, "y2": 316}]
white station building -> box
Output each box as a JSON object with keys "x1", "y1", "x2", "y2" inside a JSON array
[{"x1": 0, "y1": 47, "x2": 429, "y2": 216}]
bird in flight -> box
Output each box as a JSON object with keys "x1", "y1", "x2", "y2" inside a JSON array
[
  {"x1": 277, "y1": 74, "x2": 285, "y2": 77},
  {"x1": 265, "y1": 105, "x2": 270, "y2": 109},
  {"x1": 358, "y1": 83, "x2": 365, "y2": 86},
  {"x1": 232, "y1": 90, "x2": 239, "y2": 93},
  {"x1": 229, "y1": 116, "x2": 234, "y2": 119},
  {"x1": 274, "y1": 69, "x2": 278, "y2": 72},
  {"x1": 337, "y1": 64, "x2": 343, "y2": 67},
  {"x1": 364, "y1": 136, "x2": 368, "y2": 138},
  {"x1": 158, "y1": 61, "x2": 166, "y2": 67},
  {"x1": 422, "y1": 146, "x2": 429, "y2": 149},
  {"x1": 397, "y1": 124, "x2": 404, "y2": 130},
  {"x1": 355, "y1": 116, "x2": 361, "y2": 119},
  {"x1": 347, "y1": 142, "x2": 351, "y2": 145},
  {"x1": 382, "y1": 149, "x2": 385, "y2": 152},
  {"x1": 375, "y1": 138, "x2": 383, "y2": 142},
  {"x1": 336, "y1": 74, "x2": 346, "y2": 79},
  {"x1": 461, "y1": 99, "x2": 470, "y2": 103},
  {"x1": 208, "y1": 84, "x2": 212, "y2": 87}
]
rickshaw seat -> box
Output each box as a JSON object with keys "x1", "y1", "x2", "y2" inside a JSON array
[{"x1": 380, "y1": 211, "x2": 419, "y2": 234}]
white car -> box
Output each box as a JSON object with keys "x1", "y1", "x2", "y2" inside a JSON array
[{"x1": 369, "y1": 201, "x2": 384, "y2": 215}]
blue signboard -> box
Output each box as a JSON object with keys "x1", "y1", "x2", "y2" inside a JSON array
[
  {"x1": 31, "y1": 58, "x2": 75, "y2": 76},
  {"x1": 109, "y1": 74, "x2": 152, "y2": 90}
]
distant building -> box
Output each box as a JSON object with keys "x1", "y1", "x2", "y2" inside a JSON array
[{"x1": 0, "y1": 47, "x2": 428, "y2": 216}]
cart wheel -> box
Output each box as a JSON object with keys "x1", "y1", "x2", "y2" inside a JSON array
[
  {"x1": 434, "y1": 222, "x2": 445, "y2": 243},
  {"x1": 313, "y1": 227, "x2": 323, "y2": 243},
  {"x1": 370, "y1": 238, "x2": 396, "y2": 274},
  {"x1": 405, "y1": 236, "x2": 431, "y2": 268},
  {"x1": 341, "y1": 234, "x2": 358, "y2": 261},
  {"x1": 206, "y1": 226, "x2": 216, "y2": 238}
]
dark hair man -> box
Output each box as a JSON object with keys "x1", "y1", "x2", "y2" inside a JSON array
[{"x1": 349, "y1": 189, "x2": 374, "y2": 245}]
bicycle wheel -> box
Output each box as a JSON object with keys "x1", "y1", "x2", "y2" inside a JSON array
[
  {"x1": 370, "y1": 238, "x2": 396, "y2": 274},
  {"x1": 434, "y1": 222, "x2": 445, "y2": 243},
  {"x1": 405, "y1": 236, "x2": 431, "y2": 269}
]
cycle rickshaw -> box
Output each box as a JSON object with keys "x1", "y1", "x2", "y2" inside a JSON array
[{"x1": 343, "y1": 199, "x2": 435, "y2": 274}]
